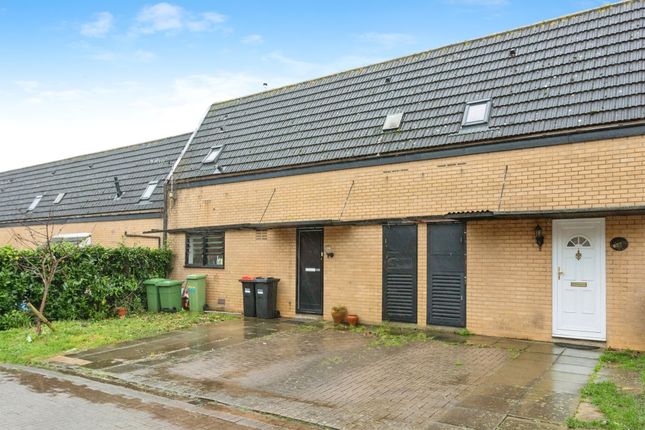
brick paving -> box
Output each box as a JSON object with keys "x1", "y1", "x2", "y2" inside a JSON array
[
  {"x1": 139, "y1": 329, "x2": 509, "y2": 428},
  {"x1": 62, "y1": 319, "x2": 601, "y2": 429}
]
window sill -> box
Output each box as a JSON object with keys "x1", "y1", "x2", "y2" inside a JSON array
[{"x1": 184, "y1": 264, "x2": 224, "y2": 269}]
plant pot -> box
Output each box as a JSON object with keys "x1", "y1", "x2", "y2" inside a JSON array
[
  {"x1": 116, "y1": 307, "x2": 128, "y2": 319},
  {"x1": 346, "y1": 314, "x2": 359, "y2": 327},
  {"x1": 331, "y1": 309, "x2": 348, "y2": 324}
]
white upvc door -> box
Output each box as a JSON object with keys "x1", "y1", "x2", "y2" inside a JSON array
[{"x1": 552, "y1": 218, "x2": 606, "y2": 341}]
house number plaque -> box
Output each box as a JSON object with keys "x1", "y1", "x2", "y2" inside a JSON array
[{"x1": 610, "y1": 237, "x2": 628, "y2": 251}]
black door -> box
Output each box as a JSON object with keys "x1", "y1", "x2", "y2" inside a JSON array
[
  {"x1": 427, "y1": 223, "x2": 466, "y2": 327},
  {"x1": 382, "y1": 224, "x2": 417, "y2": 323},
  {"x1": 297, "y1": 229, "x2": 323, "y2": 314}
]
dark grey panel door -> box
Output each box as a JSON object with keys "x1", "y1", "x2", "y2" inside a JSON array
[
  {"x1": 427, "y1": 223, "x2": 466, "y2": 327},
  {"x1": 297, "y1": 229, "x2": 323, "y2": 314},
  {"x1": 383, "y1": 224, "x2": 417, "y2": 323}
]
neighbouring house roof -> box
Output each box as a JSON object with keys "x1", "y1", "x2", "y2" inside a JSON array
[
  {"x1": 0, "y1": 133, "x2": 191, "y2": 225},
  {"x1": 174, "y1": 0, "x2": 644, "y2": 181}
]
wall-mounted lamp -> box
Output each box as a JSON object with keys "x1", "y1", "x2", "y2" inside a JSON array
[
  {"x1": 535, "y1": 225, "x2": 544, "y2": 251},
  {"x1": 324, "y1": 245, "x2": 335, "y2": 258}
]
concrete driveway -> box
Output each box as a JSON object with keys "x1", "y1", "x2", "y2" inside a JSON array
[{"x1": 56, "y1": 318, "x2": 600, "y2": 429}]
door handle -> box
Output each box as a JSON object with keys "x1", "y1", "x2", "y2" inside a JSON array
[{"x1": 557, "y1": 267, "x2": 565, "y2": 280}]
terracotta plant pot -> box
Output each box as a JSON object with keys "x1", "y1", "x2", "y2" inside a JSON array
[
  {"x1": 116, "y1": 307, "x2": 128, "y2": 319},
  {"x1": 346, "y1": 314, "x2": 359, "y2": 327},
  {"x1": 331, "y1": 307, "x2": 348, "y2": 324}
]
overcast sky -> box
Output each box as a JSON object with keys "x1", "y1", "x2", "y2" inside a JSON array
[{"x1": 0, "y1": 0, "x2": 611, "y2": 172}]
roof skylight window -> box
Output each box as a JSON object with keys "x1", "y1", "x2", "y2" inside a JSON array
[
  {"x1": 383, "y1": 112, "x2": 404, "y2": 131},
  {"x1": 202, "y1": 146, "x2": 223, "y2": 164},
  {"x1": 53, "y1": 193, "x2": 66, "y2": 204},
  {"x1": 140, "y1": 180, "x2": 158, "y2": 201},
  {"x1": 27, "y1": 195, "x2": 43, "y2": 212},
  {"x1": 462, "y1": 100, "x2": 491, "y2": 126}
]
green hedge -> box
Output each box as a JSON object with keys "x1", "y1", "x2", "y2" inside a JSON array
[{"x1": 0, "y1": 245, "x2": 172, "y2": 329}]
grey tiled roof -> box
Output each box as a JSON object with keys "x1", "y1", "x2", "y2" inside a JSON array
[
  {"x1": 0, "y1": 133, "x2": 191, "y2": 224},
  {"x1": 175, "y1": 0, "x2": 644, "y2": 180}
]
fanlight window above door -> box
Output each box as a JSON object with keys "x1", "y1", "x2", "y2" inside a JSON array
[{"x1": 567, "y1": 236, "x2": 591, "y2": 247}]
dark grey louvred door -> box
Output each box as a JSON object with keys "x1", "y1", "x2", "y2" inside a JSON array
[
  {"x1": 427, "y1": 223, "x2": 466, "y2": 327},
  {"x1": 383, "y1": 224, "x2": 417, "y2": 323}
]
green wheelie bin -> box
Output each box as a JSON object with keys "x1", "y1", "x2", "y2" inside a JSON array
[
  {"x1": 186, "y1": 274, "x2": 207, "y2": 313},
  {"x1": 158, "y1": 279, "x2": 183, "y2": 312},
  {"x1": 143, "y1": 278, "x2": 166, "y2": 313}
]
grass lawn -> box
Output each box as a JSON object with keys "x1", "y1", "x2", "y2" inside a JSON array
[
  {"x1": 568, "y1": 350, "x2": 645, "y2": 429},
  {"x1": 0, "y1": 312, "x2": 237, "y2": 365}
]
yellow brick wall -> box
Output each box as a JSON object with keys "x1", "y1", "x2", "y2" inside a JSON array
[
  {"x1": 168, "y1": 229, "x2": 298, "y2": 317},
  {"x1": 466, "y1": 219, "x2": 553, "y2": 342},
  {"x1": 0, "y1": 217, "x2": 163, "y2": 248},
  {"x1": 170, "y1": 226, "x2": 385, "y2": 323},
  {"x1": 606, "y1": 216, "x2": 645, "y2": 351},
  {"x1": 169, "y1": 135, "x2": 645, "y2": 230},
  {"x1": 323, "y1": 226, "x2": 383, "y2": 324}
]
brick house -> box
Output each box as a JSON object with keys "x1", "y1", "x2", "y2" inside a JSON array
[
  {"x1": 160, "y1": 1, "x2": 644, "y2": 350},
  {"x1": 0, "y1": 134, "x2": 190, "y2": 248}
]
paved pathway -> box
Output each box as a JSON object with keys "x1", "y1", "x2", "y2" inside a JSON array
[{"x1": 60, "y1": 318, "x2": 601, "y2": 429}]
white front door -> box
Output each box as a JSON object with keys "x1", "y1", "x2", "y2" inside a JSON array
[{"x1": 552, "y1": 218, "x2": 606, "y2": 341}]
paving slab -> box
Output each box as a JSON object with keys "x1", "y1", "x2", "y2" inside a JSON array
[
  {"x1": 597, "y1": 366, "x2": 643, "y2": 395},
  {"x1": 456, "y1": 384, "x2": 528, "y2": 413},
  {"x1": 560, "y1": 348, "x2": 603, "y2": 360},
  {"x1": 434, "y1": 405, "x2": 506, "y2": 429},
  {"x1": 553, "y1": 355, "x2": 599, "y2": 368},
  {"x1": 524, "y1": 343, "x2": 566, "y2": 355},
  {"x1": 424, "y1": 421, "x2": 469, "y2": 430},
  {"x1": 530, "y1": 377, "x2": 586, "y2": 395},
  {"x1": 551, "y1": 363, "x2": 596, "y2": 376},
  {"x1": 498, "y1": 416, "x2": 566, "y2": 429},
  {"x1": 542, "y1": 370, "x2": 591, "y2": 385},
  {"x1": 512, "y1": 391, "x2": 581, "y2": 423},
  {"x1": 575, "y1": 401, "x2": 605, "y2": 422},
  {"x1": 512, "y1": 351, "x2": 560, "y2": 365}
]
